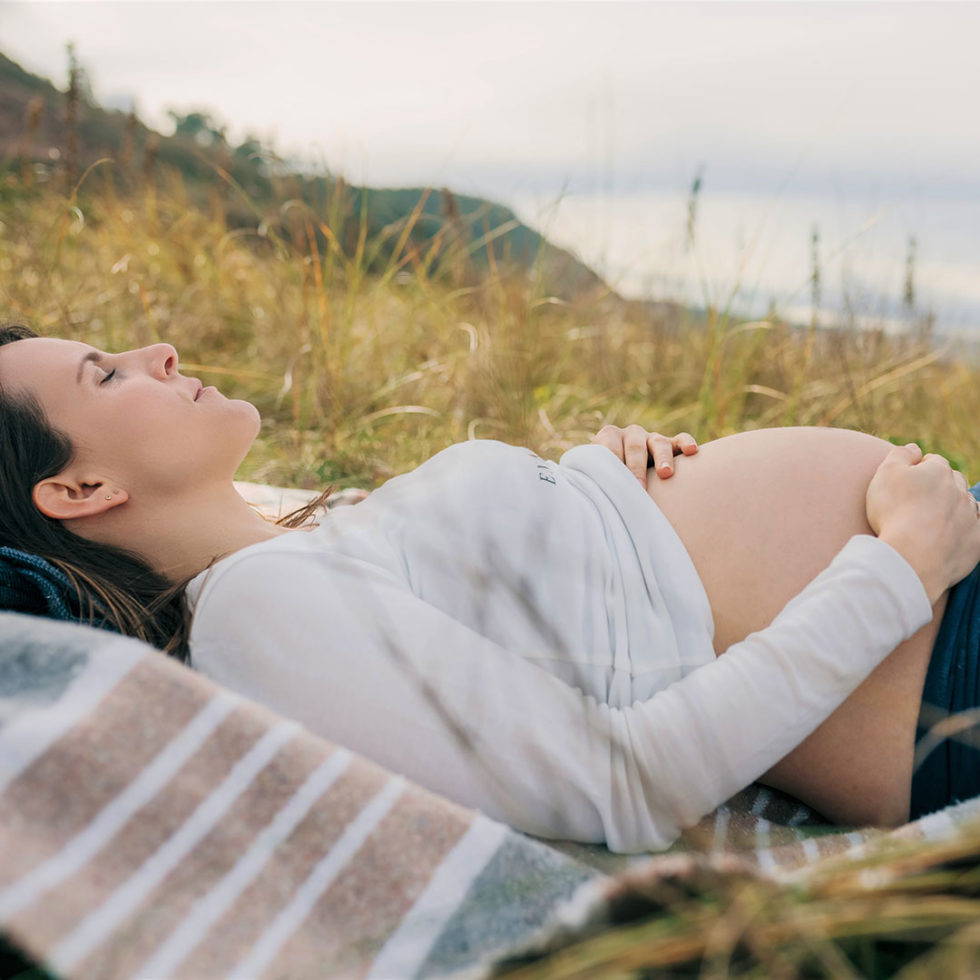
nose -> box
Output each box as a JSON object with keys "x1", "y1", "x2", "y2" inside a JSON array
[{"x1": 142, "y1": 343, "x2": 179, "y2": 380}]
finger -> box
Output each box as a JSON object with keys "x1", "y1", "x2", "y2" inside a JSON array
[
  {"x1": 624, "y1": 425, "x2": 650, "y2": 482},
  {"x1": 881, "y1": 443, "x2": 922, "y2": 469},
  {"x1": 591, "y1": 424, "x2": 614, "y2": 447},
  {"x1": 592, "y1": 425, "x2": 623, "y2": 457},
  {"x1": 672, "y1": 432, "x2": 699, "y2": 456},
  {"x1": 649, "y1": 435, "x2": 675, "y2": 477}
]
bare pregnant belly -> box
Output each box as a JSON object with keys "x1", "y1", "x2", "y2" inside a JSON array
[{"x1": 645, "y1": 426, "x2": 946, "y2": 824}]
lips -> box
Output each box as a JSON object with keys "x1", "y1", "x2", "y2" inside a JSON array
[{"x1": 193, "y1": 381, "x2": 203, "y2": 401}]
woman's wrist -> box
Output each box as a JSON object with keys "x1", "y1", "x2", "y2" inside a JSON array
[{"x1": 876, "y1": 526, "x2": 947, "y2": 606}]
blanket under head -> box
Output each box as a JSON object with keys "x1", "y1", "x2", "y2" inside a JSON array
[
  {"x1": 0, "y1": 613, "x2": 592, "y2": 979},
  {"x1": 0, "y1": 548, "x2": 114, "y2": 628}
]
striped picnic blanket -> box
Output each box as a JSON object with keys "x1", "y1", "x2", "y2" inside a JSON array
[
  {"x1": 0, "y1": 613, "x2": 593, "y2": 979},
  {"x1": 3, "y1": 609, "x2": 980, "y2": 978}
]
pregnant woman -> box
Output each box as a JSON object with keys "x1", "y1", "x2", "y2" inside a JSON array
[{"x1": 1, "y1": 325, "x2": 978, "y2": 852}]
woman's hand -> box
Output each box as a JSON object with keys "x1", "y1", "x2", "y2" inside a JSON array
[
  {"x1": 592, "y1": 424, "x2": 698, "y2": 484},
  {"x1": 866, "y1": 443, "x2": 980, "y2": 603}
]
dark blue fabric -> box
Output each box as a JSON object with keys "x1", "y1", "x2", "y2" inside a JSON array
[
  {"x1": 909, "y1": 483, "x2": 980, "y2": 818},
  {"x1": 0, "y1": 547, "x2": 114, "y2": 630}
]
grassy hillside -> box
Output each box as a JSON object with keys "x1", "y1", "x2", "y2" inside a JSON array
[{"x1": 0, "y1": 49, "x2": 606, "y2": 300}]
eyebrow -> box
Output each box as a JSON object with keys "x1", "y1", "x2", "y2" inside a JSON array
[{"x1": 76, "y1": 351, "x2": 103, "y2": 383}]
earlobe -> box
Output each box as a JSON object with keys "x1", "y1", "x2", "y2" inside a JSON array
[{"x1": 33, "y1": 477, "x2": 128, "y2": 521}]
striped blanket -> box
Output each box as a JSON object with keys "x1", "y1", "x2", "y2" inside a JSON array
[
  {"x1": 0, "y1": 614, "x2": 592, "y2": 978},
  {"x1": 3, "y1": 611, "x2": 980, "y2": 979}
]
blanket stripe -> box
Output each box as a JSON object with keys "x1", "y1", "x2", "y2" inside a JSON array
[
  {"x1": 135, "y1": 748, "x2": 354, "y2": 977},
  {"x1": 233, "y1": 776, "x2": 406, "y2": 977},
  {"x1": 0, "y1": 634, "x2": 137, "y2": 796},
  {"x1": 0, "y1": 690, "x2": 240, "y2": 923},
  {"x1": 368, "y1": 815, "x2": 509, "y2": 979},
  {"x1": 50, "y1": 720, "x2": 303, "y2": 973}
]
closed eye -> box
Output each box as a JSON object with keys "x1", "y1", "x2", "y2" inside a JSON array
[{"x1": 100, "y1": 368, "x2": 117, "y2": 385}]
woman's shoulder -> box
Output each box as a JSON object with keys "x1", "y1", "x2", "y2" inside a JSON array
[{"x1": 186, "y1": 529, "x2": 361, "y2": 609}]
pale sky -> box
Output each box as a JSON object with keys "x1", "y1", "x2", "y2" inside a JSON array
[{"x1": 2, "y1": 1, "x2": 978, "y2": 203}]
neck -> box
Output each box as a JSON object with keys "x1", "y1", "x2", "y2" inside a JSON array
[{"x1": 78, "y1": 483, "x2": 295, "y2": 583}]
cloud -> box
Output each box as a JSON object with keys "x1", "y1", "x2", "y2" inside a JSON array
[{"x1": 2, "y1": 0, "x2": 978, "y2": 197}]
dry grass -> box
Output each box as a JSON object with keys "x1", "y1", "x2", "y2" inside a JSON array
[
  {"x1": 5, "y1": 165, "x2": 980, "y2": 491},
  {"x1": 498, "y1": 820, "x2": 980, "y2": 978}
]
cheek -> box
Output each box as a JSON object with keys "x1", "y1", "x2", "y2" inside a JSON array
[
  {"x1": 91, "y1": 401, "x2": 198, "y2": 472},
  {"x1": 101, "y1": 394, "x2": 259, "y2": 473},
  {"x1": 117, "y1": 404, "x2": 182, "y2": 450},
  {"x1": 159, "y1": 400, "x2": 261, "y2": 465}
]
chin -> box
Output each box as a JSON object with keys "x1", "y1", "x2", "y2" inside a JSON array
[
  {"x1": 240, "y1": 398, "x2": 262, "y2": 425},
  {"x1": 208, "y1": 399, "x2": 262, "y2": 468},
  {"x1": 239, "y1": 401, "x2": 263, "y2": 452},
  {"x1": 225, "y1": 396, "x2": 262, "y2": 431}
]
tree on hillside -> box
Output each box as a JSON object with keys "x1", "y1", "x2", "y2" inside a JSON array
[{"x1": 167, "y1": 109, "x2": 227, "y2": 148}]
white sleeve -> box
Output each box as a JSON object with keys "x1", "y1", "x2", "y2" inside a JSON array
[{"x1": 190, "y1": 534, "x2": 931, "y2": 853}]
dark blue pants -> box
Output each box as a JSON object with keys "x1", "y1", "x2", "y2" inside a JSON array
[{"x1": 909, "y1": 482, "x2": 980, "y2": 818}]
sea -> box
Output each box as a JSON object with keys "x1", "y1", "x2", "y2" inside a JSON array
[{"x1": 508, "y1": 187, "x2": 980, "y2": 341}]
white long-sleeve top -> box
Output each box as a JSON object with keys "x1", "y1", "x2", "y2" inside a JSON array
[{"x1": 187, "y1": 440, "x2": 932, "y2": 852}]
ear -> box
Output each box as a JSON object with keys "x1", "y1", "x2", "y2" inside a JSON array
[{"x1": 33, "y1": 474, "x2": 129, "y2": 521}]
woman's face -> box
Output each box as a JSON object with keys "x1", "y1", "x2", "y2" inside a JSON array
[{"x1": 0, "y1": 337, "x2": 261, "y2": 498}]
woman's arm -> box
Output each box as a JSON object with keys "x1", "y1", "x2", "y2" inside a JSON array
[{"x1": 191, "y1": 532, "x2": 930, "y2": 853}]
